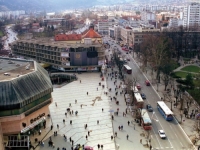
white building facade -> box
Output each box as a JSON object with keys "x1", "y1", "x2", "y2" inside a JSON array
[{"x1": 183, "y1": 3, "x2": 200, "y2": 29}]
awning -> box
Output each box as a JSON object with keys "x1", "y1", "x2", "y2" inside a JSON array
[{"x1": 21, "y1": 117, "x2": 45, "y2": 133}]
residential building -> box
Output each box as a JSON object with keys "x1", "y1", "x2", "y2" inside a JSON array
[
  {"x1": 0, "y1": 10, "x2": 25, "y2": 19},
  {"x1": 98, "y1": 19, "x2": 115, "y2": 35},
  {"x1": 120, "y1": 26, "x2": 132, "y2": 45},
  {"x1": 109, "y1": 27, "x2": 114, "y2": 38},
  {"x1": 114, "y1": 25, "x2": 121, "y2": 41},
  {"x1": 183, "y1": 3, "x2": 200, "y2": 29},
  {"x1": 11, "y1": 26, "x2": 105, "y2": 71},
  {"x1": 168, "y1": 18, "x2": 183, "y2": 29},
  {"x1": 0, "y1": 58, "x2": 53, "y2": 150},
  {"x1": 141, "y1": 11, "x2": 156, "y2": 21}
]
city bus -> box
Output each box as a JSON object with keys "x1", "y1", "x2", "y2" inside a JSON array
[
  {"x1": 123, "y1": 65, "x2": 132, "y2": 74},
  {"x1": 133, "y1": 91, "x2": 144, "y2": 109},
  {"x1": 157, "y1": 101, "x2": 173, "y2": 121},
  {"x1": 141, "y1": 109, "x2": 152, "y2": 130}
]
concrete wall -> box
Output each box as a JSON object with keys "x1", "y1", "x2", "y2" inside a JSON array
[{"x1": 0, "y1": 105, "x2": 50, "y2": 135}]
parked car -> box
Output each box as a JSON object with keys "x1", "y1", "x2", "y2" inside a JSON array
[
  {"x1": 145, "y1": 80, "x2": 150, "y2": 86},
  {"x1": 136, "y1": 84, "x2": 141, "y2": 90},
  {"x1": 146, "y1": 104, "x2": 153, "y2": 112},
  {"x1": 158, "y1": 130, "x2": 166, "y2": 139},
  {"x1": 140, "y1": 93, "x2": 146, "y2": 99}
]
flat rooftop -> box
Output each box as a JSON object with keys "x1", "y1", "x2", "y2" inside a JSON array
[
  {"x1": 0, "y1": 58, "x2": 34, "y2": 81},
  {"x1": 12, "y1": 38, "x2": 102, "y2": 48}
]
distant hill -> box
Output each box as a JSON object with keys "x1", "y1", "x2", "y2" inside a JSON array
[{"x1": 0, "y1": 0, "x2": 184, "y2": 12}]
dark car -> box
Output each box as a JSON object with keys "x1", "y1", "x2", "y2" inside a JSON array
[
  {"x1": 146, "y1": 104, "x2": 153, "y2": 112},
  {"x1": 140, "y1": 93, "x2": 146, "y2": 99},
  {"x1": 145, "y1": 80, "x2": 150, "y2": 86}
]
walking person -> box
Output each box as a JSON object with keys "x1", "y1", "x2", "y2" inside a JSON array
[
  {"x1": 101, "y1": 145, "x2": 103, "y2": 149},
  {"x1": 75, "y1": 99, "x2": 77, "y2": 104},
  {"x1": 69, "y1": 103, "x2": 71, "y2": 107},
  {"x1": 88, "y1": 131, "x2": 90, "y2": 136},
  {"x1": 70, "y1": 120, "x2": 72, "y2": 125},
  {"x1": 87, "y1": 92, "x2": 88, "y2": 95},
  {"x1": 115, "y1": 132, "x2": 117, "y2": 137},
  {"x1": 118, "y1": 126, "x2": 120, "y2": 131},
  {"x1": 69, "y1": 137, "x2": 72, "y2": 142},
  {"x1": 57, "y1": 124, "x2": 59, "y2": 129},
  {"x1": 102, "y1": 108, "x2": 104, "y2": 112},
  {"x1": 86, "y1": 135, "x2": 88, "y2": 140},
  {"x1": 140, "y1": 139, "x2": 142, "y2": 144},
  {"x1": 128, "y1": 121, "x2": 130, "y2": 126},
  {"x1": 126, "y1": 134, "x2": 129, "y2": 140},
  {"x1": 97, "y1": 144, "x2": 100, "y2": 149},
  {"x1": 55, "y1": 102, "x2": 57, "y2": 107},
  {"x1": 112, "y1": 115, "x2": 114, "y2": 120},
  {"x1": 72, "y1": 140, "x2": 74, "y2": 146},
  {"x1": 111, "y1": 136, "x2": 113, "y2": 140},
  {"x1": 97, "y1": 120, "x2": 99, "y2": 124}
]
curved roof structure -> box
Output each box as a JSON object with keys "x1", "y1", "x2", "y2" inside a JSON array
[{"x1": 0, "y1": 59, "x2": 52, "y2": 109}]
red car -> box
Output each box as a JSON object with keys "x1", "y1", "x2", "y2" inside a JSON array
[
  {"x1": 136, "y1": 84, "x2": 141, "y2": 90},
  {"x1": 145, "y1": 80, "x2": 150, "y2": 86}
]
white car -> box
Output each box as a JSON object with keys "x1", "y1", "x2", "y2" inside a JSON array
[{"x1": 158, "y1": 130, "x2": 166, "y2": 139}]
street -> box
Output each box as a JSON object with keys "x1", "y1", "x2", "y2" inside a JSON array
[
  {"x1": 4, "y1": 25, "x2": 18, "y2": 50},
  {"x1": 105, "y1": 37, "x2": 194, "y2": 150}
]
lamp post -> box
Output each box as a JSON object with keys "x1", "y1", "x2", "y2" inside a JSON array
[
  {"x1": 170, "y1": 100, "x2": 173, "y2": 111},
  {"x1": 180, "y1": 110, "x2": 183, "y2": 123}
]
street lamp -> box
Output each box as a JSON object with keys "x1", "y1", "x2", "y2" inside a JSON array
[{"x1": 180, "y1": 110, "x2": 183, "y2": 124}]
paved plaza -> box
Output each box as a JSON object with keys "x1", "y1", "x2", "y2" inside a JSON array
[{"x1": 40, "y1": 73, "x2": 116, "y2": 150}]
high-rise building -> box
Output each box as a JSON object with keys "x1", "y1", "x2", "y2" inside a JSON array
[{"x1": 183, "y1": 3, "x2": 200, "y2": 29}]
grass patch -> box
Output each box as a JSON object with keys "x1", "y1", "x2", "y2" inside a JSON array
[
  {"x1": 193, "y1": 79, "x2": 200, "y2": 87},
  {"x1": 173, "y1": 71, "x2": 192, "y2": 78},
  {"x1": 181, "y1": 65, "x2": 200, "y2": 73}
]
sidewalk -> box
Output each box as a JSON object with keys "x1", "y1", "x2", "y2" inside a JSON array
[
  {"x1": 31, "y1": 72, "x2": 116, "y2": 150},
  {"x1": 133, "y1": 52, "x2": 199, "y2": 148},
  {"x1": 105, "y1": 66, "x2": 149, "y2": 150}
]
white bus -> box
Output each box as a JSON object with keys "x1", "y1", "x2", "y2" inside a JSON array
[
  {"x1": 123, "y1": 65, "x2": 132, "y2": 74},
  {"x1": 157, "y1": 101, "x2": 173, "y2": 121},
  {"x1": 141, "y1": 109, "x2": 152, "y2": 130},
  {"x1": 134, "y1": 92, "x2": 144, "y2": 108}
]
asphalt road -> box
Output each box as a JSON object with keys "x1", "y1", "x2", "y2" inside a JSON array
[
  {"x1": 104, "y1": 37, "x2": 193, "y2": 150},
  {"x1": 4, "y1": 25, "x2": 18, "y2": 50}
]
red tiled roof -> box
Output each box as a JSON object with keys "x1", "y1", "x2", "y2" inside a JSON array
[
  {"x1": 82, "y1": 28, "x2": 101, "y2": 38},
  {"x1": 54, "y1": 34, "x2": 82, "y2": 41}
]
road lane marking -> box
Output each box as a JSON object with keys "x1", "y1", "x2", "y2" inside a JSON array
[
  {"x1": 152, "y1": 126, "x2": 162, "y2": 148},
  {"x1": 170, "y1": 125, "x2": 173, "y2": 129},
  {"x1": 175, "y1": 133, "x2": 178, "y2": 138}
]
